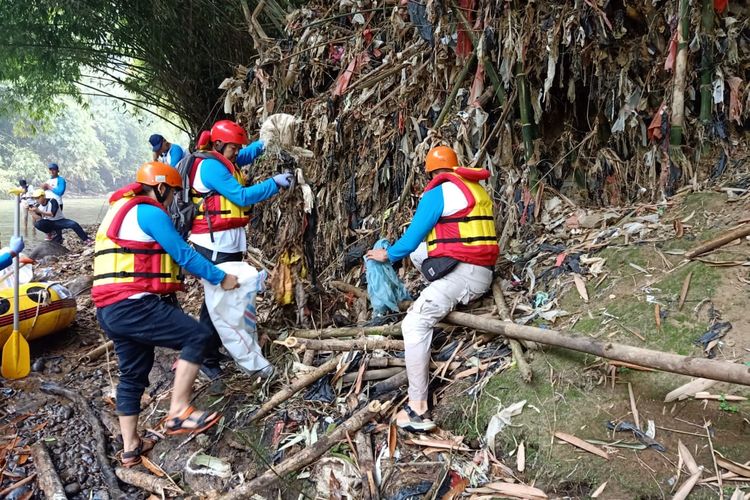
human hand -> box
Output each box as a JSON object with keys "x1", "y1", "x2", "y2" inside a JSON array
[
  {"x1": 365, "y1": 248, "x2": 389, "y2": 262},
  {"x1": 221, "y1": 274, "x2": 240, "y2": 290},
  {"x1": 272, "y1": 172, "x2": 294, "y2": 189},
  {"x1": 9, "y1": 236, "x2": 23, "y2": 255},
  {"x1": 41, "y1": 183, "x2": 50, "y2": 190}
]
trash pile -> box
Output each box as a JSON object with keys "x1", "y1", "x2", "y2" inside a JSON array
[{"x1": 219, "y1": 0, "x2": 750, "y2": 305}]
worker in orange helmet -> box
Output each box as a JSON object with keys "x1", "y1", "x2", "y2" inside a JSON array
[
  {"x1": 186, "y1": 119, "x2": 292, "y2": 383},
  {"x1": 367, "y1": 146, "x2": 499, "y2": 433},
  {"x1": 92, "y1": 162, "x2": 240, "y2": 467}
]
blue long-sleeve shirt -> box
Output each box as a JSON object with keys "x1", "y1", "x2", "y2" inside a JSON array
[
  {"x1": 50, "y1": 176, "x2": 66, "y2": 197},
  {"x1": 198, "y1": 141, "x2": 278, "y2": 207},
  {"x1": 387, "y1": 188, "x2": 445, "y2": 262},
  {"x1": 167, "y1": 144, "x2": 184, "y2": 167},
  {"x1": 136, "y1": 204, "x2": 225, "y2": 285},
  {"x1": 0, "y1": 251, "x2": 12, "y2": 271}
]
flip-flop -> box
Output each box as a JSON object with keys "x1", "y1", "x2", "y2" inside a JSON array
[
  {"x1": 165, "y1": 406, "x2": 221, "y2": 436},
  {"x1": 396, "y1": 404, "x2": 436, "y2": 433},
  {"x1": 119, "y1": 436, "x2": 156, "y2": 468}
]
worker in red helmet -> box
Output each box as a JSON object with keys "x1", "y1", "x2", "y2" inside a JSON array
[
  {"x1": 366, "y1": 146, "x2": 498, "y2": 433},
  {"x1": 93, "y1": 162, "x2": 239, "y2": 467},
  {"x1": 187, "y1": 119, "x2": 292, "y2": 384}
]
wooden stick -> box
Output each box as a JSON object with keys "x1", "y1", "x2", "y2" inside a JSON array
[
  {"x1": 302, "y1": 349, "x2": 316, "y2": 366},
  {"x1": 342, "y1": 367, "x2": 404, "y2": 384},
  {"x1": 115, "y1": 467, "x2": 180, "y2": 496},
  {"x1": 0, "y1": 473, "x2": 37, "y2": 497},
  {"x1": 444, "y1": 311, "x2": 750, "y2": 386},
  {"x1": 354, "y1": 430, "x2": 377, "y2": 500},
  {"x1": 30, "y1": 442, "x2": 66, "y2": 500},
  {"x1": 372, "y1": 370, "x2": 409, "y2": 397},
  {"x1": 366, "y1": 358, "x2": 406, "y2": 368},
  {"x1": 79, "y1": 340, "x2": 114, "y2": 363},
  {"x1": 293, "y1": 323, "x2": 403, "y2": 339},
  {"x1": 40, "y1": 382, "x2": 125, "y2": 498},
  {"x1": 250, "y1": 355, "x2": 342, "y2": 423},
  {"x1": 492, "y1": 280, "x2": 531, "y2": 383},
  {"x1": 329, "y1": 280, "x2": 367, "y2": 299},
  {"x1": 685, "y1": 224, "x2": 750, "y2": 259},
  {"x1": 220, "y1": 401, "x2": 387, "y2": 499},
  {"x1": 281, "y1": 337, "x2": 405, "y2": 352}
]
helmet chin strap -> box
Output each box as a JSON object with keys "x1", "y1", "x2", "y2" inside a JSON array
[{"x1": 155, "y1": 185, "x2": 171, "y2": 204}]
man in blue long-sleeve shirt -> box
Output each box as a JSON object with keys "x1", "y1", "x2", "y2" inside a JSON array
[
  {"x1": 42, "y1": 163, "x2": 66, "y2": 209},
  {"x1": 187, "y1": 120, "x2": 293, "y2": 381},
  {"x1": 149, "y1": 134, "x2": 184, "y2": 167},
  {"x1": 93, "y1": 162, "x2": 240, "y2": 467}
]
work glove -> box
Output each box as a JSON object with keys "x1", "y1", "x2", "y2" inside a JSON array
[
  {"x1": 272, "y1": 172, "x2": 294, "y2": 189},
  {"x1": 9, "y1": 236, "x2": 23, "y2": 256}
]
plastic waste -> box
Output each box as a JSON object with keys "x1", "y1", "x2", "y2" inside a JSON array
[
  {"x1": 365, "y1": 239, "x2": 411, "y2": 317},
  {"x1": 606, "y1": 420, "x2": 666, "y2": 452},
  {"x1": 202, "y1": 261, "x2": 271, "y2": 374},
  {"x1": 485, "y1": 400, "x2": 527, "y2": 454}
]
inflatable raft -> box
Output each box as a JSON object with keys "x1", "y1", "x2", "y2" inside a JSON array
[{"x1": 0, "y1": 283, "x2": 77, "y2": 345}]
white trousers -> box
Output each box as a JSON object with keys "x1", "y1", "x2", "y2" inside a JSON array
[{"x1": 402, "y1": 252, "x2": 493, "y2": 401}]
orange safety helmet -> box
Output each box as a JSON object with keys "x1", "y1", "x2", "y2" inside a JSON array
[
  {"x1": 210, "y1": 120, "x2": 249, "y2": 145},
  {"x1": 425, "y1": 146, "x2": 459, "y2": 173},
  {"x1": 136, "y1": 161, "x2": 182, "y2": 188}
]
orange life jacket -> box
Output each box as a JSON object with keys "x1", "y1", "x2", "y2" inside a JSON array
[
  {"x1": 189, "y1": 153, "x2": 250, "y2": 234},
  {"x1": 92, "y1": 187, "x2": 183, "y2": 307},
  {"x1": 423, "y1": 168, "x2": 499, "y2": 267}
]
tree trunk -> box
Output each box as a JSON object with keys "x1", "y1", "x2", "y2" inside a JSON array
[{"x1": 445, "y1": 311, "x2": 750, "y2": 386}]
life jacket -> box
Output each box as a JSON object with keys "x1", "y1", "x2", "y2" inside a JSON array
[
  {"x1": 92, "y1": 185, "x2": 184, "y2": 307},
  {"x1": 188, "y1": 152, "x2": 250, "y2": 234},
  {"x1": 423, "y1": 168, "x2": 499, "y2": 267}
]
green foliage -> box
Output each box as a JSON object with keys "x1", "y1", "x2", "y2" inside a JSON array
[
  {"x1": 718, "y1": 395, "x2": 739, "y2": 414},
  {"x1": 0, "y1": 0, "x2": 303, "y2": 131},
  {"x1": 0, "y1": 96, "x2": 178, "y2": 195}
]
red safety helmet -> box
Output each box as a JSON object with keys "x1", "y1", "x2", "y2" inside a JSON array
[
  {"x1": 425, "y1": 146, "x2": 459, "y2": 173},
  {"x1": 136, "y1": 162, "x2": 182, "y2": 188},
  {"x1": 196, "y1": 130, "x2": 211, "y2": 151},
  {"x1": 210, "y1": 120, "x2": 249, "y2": 146}
]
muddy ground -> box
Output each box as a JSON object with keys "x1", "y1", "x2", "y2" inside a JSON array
[{"x1": 0, "y1": 191, "x2": 749, "y2": 500}]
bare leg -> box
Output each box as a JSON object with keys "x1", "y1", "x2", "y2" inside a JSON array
[
  {"x1": 119, "y1": 415, "x2": 140, "y2": 453},
  {"x1": 168, "y1": 359, "x2": 200, "y2": 417}
]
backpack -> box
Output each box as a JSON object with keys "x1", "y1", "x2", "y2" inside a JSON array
[{"x1": 169, "y1": 151, "x2": 215, "y2": 239}]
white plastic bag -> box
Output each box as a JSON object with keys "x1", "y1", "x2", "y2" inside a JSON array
[{"x1": 202, "y1": 261, "x2": 270, "y2": 374}]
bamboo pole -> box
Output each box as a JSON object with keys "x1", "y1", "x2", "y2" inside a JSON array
[
  {"x1": 115, "y1": 467, "x2": 182, "y2": 496},
  {"x1": 293, "y1": 323, "x2": 402, "y2": 339},
  {"x1": 516, "y1": 62, "x2": 535, "y2": 163},
  {"x1": 434, "y1": 52, "x2": 478, "y2": 130},
  {"x1": 280, "y1": 337, "x2": 405, "y2": 352},
  {"x1": 30, "y1": 443, "x2": 66, "y2": 500},
  {"x1": 249, "y1": 355, "x2": 342, "y2": 423},
  {"x1": 684, "y1": 224, "x2": 750, "y2": 259},
  {"x1": 341, "y1": 367, "x2": 404, "y2": 384},
  {"x1": 445, "y1": 311, "x2": 750, "y2": 386},
  {"x1": 220, "y1": 401, "x2": 387, "y2": 499},
  {"x1": 699, "y1": 0, "x2": 715, "y2": 123},
  {"x1": 670, "y1": 0, "x2": 690, "y2": 145},
  {"x1": 491, "y1": 280, "x2": 532, "y2": 383}
]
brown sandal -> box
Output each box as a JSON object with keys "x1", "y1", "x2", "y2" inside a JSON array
[
  {"x1": 165, "y1": 406, "x2": 221, "y2": 436},
  {"x1": 119, "y1": 436, "x2": 156, "y2": 468}
]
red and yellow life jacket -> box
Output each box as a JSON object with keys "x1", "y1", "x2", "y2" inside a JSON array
[
  {"x1": 92, "y1": 186, "x2": 183, "y2": 307},
  {"x1": 189, "y1": 153, "x2": 250, "y2": 234},
  {"x1": 424, "y1": 168, "x2": 499, "y2": 267}
]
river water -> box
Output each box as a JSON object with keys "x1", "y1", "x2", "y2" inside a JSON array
[{"x1": 0, "y1": 197, "x2": 108, "y2": 245}]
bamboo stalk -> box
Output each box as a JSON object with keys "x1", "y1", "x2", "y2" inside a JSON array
[
  {"x1": 220, "y1": 401, "x2": 387, "y2": 498},
  {"x1": 249, "y1": 355, "x2": 342, "y2": 423},
  {"x1": 444, "y1": 311, "x2": 750, "y2": 386},
  {"x1": 433, "y1": 52, "x2": 478, "y2": 130},
  {"x1": 30, "y1": 443, "x2": 66, "y2": 500},
  {"x1": 292, "y1": 323, "x2": 403, "y2": 339},
  {"x1": 491, "y1": 280, "x2": 532, "y2": 383},
  {"x1": 699, "y1": 0, "x2": 715, "y2": 123},
  {"x1": 516, "y1": 62, "x2": 534, "y2": 163},
  {"x1": 670, "y1": 0, "x2": 690, "y2": 145},
  {"x1": 280, "y1": 337, "x2": 405, "y2": 352},
  {"x1": 684, "y1": 224, "x2": 750, "y2": 259},
  {"x1": 342, "y1": 367, "x2": 404, "y2": 384},
  {"x1": 115, "y1": 467, "x2": 180, "y2": 496}
]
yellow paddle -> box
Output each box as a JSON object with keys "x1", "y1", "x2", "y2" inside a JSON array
[{"x1": 1, "y1": 188, "x2": 30, "y2": 379}]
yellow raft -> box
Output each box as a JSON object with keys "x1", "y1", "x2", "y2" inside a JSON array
[{"x1": 0, "y1": 283, "x2": 77, "y2": 345}]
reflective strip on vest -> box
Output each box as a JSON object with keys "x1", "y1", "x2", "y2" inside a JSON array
[
  {"x1": 190, "y1": 156, "x2": 250, "y2": 234},
  {"x1": 92, "y1": 196, "x2": 183, "y2": 307},
  {"x1": 424, "y1": 172, "x2": 499, "y2": 267}
]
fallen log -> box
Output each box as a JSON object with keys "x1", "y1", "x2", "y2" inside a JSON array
[
  {"x1": 372, "y1": 369, "x2": 409, "y2": 397},
  {"x1": 444, "y1": 312, "x2": 750, "y2": 386},
  {"x1": 342, "y1": 367, "x2": 404, "y2": 384},
  {"x1": 292, "y1": 323, "x2": 402, "y2": 339},
  {"x1": 41, "y1": 382, "x2": 125, "y2": 498},
  {"x1": 30, "y1": 442, "x2": 66, "y2": 500},
  {"x1": 685, "y1": 224, "x2": 750, "y2": 259},
  {"x1": 220, "y1": 400, "x2": 387, "y2": 499},
  {"x1": 250, "y1": 355, "x2": 342, "y2": 423},
  {"x1": 491, "y1": 280, "x2": 532, "y2": 383},
  {"x1": 280, "y1": 337, "x2": 405, "y2": 352},
  {"x1": 115, "y1": 467, "x2": 181, "y2": 496},
  {"x1": 79, "y1": 340, "x2": 114, "y2": 363}
]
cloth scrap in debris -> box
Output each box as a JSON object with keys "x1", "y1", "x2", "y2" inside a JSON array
[
  {"x1": 606, "y1": 421, "x2": 666, "y2": 452},
  {"x1": 407, "y1": 1, "x2": 433, "y2": 44},
  {"x1": 365, "y1": 239, "x2": 412, "y2": 316}
]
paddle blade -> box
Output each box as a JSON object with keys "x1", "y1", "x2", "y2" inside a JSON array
[{"x1": 1, "y1": 330, "x2": 30, "y2": 379}]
